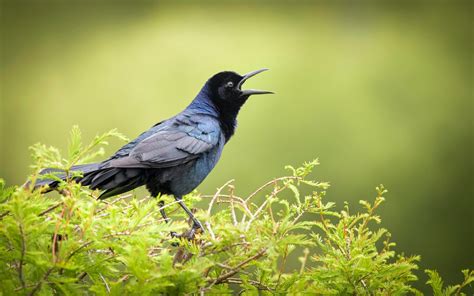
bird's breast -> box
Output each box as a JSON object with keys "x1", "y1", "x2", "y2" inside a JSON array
[{"x1": 159, "y1": 139, "x2": 225, "y2": 196}]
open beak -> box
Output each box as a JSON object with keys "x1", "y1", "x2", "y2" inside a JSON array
[{"x1": 238, "y1": 68, "x2": 274, "y2": 96}]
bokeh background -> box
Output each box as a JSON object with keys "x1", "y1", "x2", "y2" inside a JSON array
[{"x1": 1, "y1": 0, "x2": 472, "y2": 291}]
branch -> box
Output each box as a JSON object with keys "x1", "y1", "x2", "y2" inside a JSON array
[
  {"x1": 205, "y1": 179, "x2": 234, "y2": 239},
  {"x1": 0, "y1": 210, "x2": 10, "y2": 220},
  {"x1": 245, "y1": 183, "x2": 287, "y2": 231},
  {"x1": 39, "y1": 203, "x2": 61, "y2": 216},
  {"x1": 207, "y1": 179, "x2": 235, "y2": 217},
  {"x1": 207, "y1": 248, "x2": 267, "y2": 287},
  {"x1": 229, "y1": 185, "x2": 238, "y2": 226},
  {"x1": 244, "y1": 176, "x2": 300, "y2": 202},
  {"x1": 18, "y1": 224, "x2": 26, "y2": 290},
  {"x1": 28, "y1": 267, "x2": 54, "y2": 296},
  {"x1": 205, "y1": 194, "x2": 253, "y2": 218},
  {"x1": 226, "y1": 277, "x2": 273, "y2": 291}
]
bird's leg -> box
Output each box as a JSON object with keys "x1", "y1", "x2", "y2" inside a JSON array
[
  {"x1": 158, "y1": 199, "x2": 177, "y2": 238},
  {"x1": 158, "y1": 200, "x2": 170, "y2": 223},
  {"x1": 175, "y1": 195, "x2": 205, "y2": 238}
]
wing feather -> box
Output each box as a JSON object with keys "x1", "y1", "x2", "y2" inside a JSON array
[{"x1": 106, "y1": 114, "x2": 220, "y2": 169}]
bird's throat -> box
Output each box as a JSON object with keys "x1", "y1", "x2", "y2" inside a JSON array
[{"x1": 218, "y1": 111, "x2": 237, "y2": 142}]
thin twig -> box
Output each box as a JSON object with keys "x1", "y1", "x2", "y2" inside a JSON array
[
  {"x1": 15, "y1": 283, "x2": 41, "y2": 292},
  {"x1": 244, "y1": 178, "x2": 293, "y2": 231},
  {"x1": 244, "y1": 184, "x2": 286, "y2": 231},
  {"x1": 216, "y1": 196, "x2": 253, "y2": 216},
  {"x1": 39, "y1": 203, "x2": 61, "y2": 216},
  {"x1": 205, "y1": 179, "x2": 234, "y2": 238},
  {"x1": 201, "y1": 193, "x2": 243, "y2": 200},
  {"x1": 299, "y1": 248, "x2": 309, "y2": 274},
  {"x1": 244, "y1": 176, "x2": 299, "y2": 202},
  {"x1": 292, "y1": 210, "x2": 305, "y2": 225},
  {"x1": 203, "y1": 193, "x2": 253, "y2": 219},
  {"x1": 0, "y1": 210, "x2": 10, "y2": 220},
  {"x1": 158, "y1": 200, "x2": 181, "y2": 212},
  {"x1": 96, "y1": 198, "x2": 173, "y2": 219},
  {"x1": 66, "y1": 241, "x2": 94, "y2": 262},
  {"x1": 200, "y1": 241, "x2": 250, "y2": 257},
  {"x1": 359, "y1": 204, "x2": 378, "y2": 236},
  {"x1": 28, "y1": 267, "x2": 54, "y2": 296},
  {"x1": 99, "y1": 273, "x2": 110, "y2": 294},
  {"x1": 65, "y1": 221, "x2": 166, "y2": 263},
  {"x1": 207, "y1": 248, "x2": 267, "y2": 287},
  {"x1": 118, "y1": 274, "x2": 129, "y2": 283},
  {"x1": 209, "y1": 195, "x2": 253, "y2": 218},
  {"x1": 318, "y1": 199, "x2": 347, "y2": 257},
  {"x1": 225, "y1": 277, "x2": 273, "y2": 291},
  {"x1": 216, "y1": 263, "x2": 234, "y2": 270},
  {"x1": 276, "y1": 246, "x2": 288, "y2": 287},
  {"x1": 18, "y1": 224, "x2": 26, "y2": 290},
  {"x1": 207, "y1": 180, "x2": 235, "y2": 217},
  {"x1": 228, "y1": 185, "x2": 238, "y2": 226},
  {"x1": 96, "y1": 194, "x2": 133, "y2": 213},
  {"x1": 244, "y1": 198, "x2": 270, "y2": 231},
  {"x1": 204, "y1": 220, "x2": 214, "y2": 238},
  {"x1": 77, "y1": 272, "x2": 88, "y2": 281}
]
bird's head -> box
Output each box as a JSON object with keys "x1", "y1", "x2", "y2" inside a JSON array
[{"x1": 206, "y1": 68, "x2": 273, "y2": 110}]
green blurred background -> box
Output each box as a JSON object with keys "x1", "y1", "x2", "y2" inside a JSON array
[{"x1": 1, "y1": 0, "x2": 472, "y2": 291}]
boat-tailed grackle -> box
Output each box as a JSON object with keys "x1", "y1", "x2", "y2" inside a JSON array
[{"x1": 31, "y1": 68, "x2": 273, "y2": 238}]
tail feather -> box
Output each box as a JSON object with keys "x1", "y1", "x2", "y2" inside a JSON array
[
  {"x1": 27, "y1": 163, "x2": 101, "y2": 190},
  {"x1": 98, "y1": 177, "x2": 143, "y2": 199},
  {"x1": 27, "y1": 163, "x2": 146, "y2": 200},
  {"x1": 85, "y1": 168, "x2": 144, "y2": 199}
]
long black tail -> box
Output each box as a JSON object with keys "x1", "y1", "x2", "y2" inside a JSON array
[
  {"x1": 27, "y1": 163, "x2": 101, "y2": 191},
  {"x1": 27, "y1": 163, "x2": 146, "y2": 200}
]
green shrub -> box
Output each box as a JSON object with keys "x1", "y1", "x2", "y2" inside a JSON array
[{"x1": 0, "y1": 127, "x2": 472, "y2": 295}]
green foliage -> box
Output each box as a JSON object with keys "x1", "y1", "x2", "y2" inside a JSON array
[
  {"x1": 0, "y1": 127, "x2": 471, "y2": 295},
  {"x1": 425, "y1": 269, "x2": 474, "y2": 296}
]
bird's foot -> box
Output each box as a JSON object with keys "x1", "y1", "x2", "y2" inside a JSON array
[
  {"x1": 192, "y1": 219, "x2": 205, "y2": 232},
  {"x1": 169, "y1": 230, "x2": 194, "y2": 247},
  {"x1": 169, "y1": 222, "x2": 204, "y2": 246}
]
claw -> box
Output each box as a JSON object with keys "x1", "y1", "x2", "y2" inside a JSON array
[{"x1": 186, "y1": 227, "x2": 196, "y2": 240}]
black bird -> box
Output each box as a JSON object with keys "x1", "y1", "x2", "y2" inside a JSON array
[{"x1": 33, "y1": 68, "x2": 273, "y2": 236}]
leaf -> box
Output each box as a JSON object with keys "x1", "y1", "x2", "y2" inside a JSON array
[
  {"x1": 68, "y1": 125, "x2": 83, "y2": 160},
  {"x1": 425, "y1": 269, "x2": 444, "y2": 296}
]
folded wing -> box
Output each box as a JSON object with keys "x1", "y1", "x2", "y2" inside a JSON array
[{"x1": 106, "y1": 114, "x2": 220, "y2": 169}]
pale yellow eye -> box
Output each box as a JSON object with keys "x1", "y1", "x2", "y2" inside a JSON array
[{"x1": 226, "y1": 81, "x2": 234, "y2": 88}]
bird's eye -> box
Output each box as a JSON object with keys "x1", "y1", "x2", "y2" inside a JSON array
[{"x1": 225, "y1": 81, "x2": 234, "y2": 88}]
